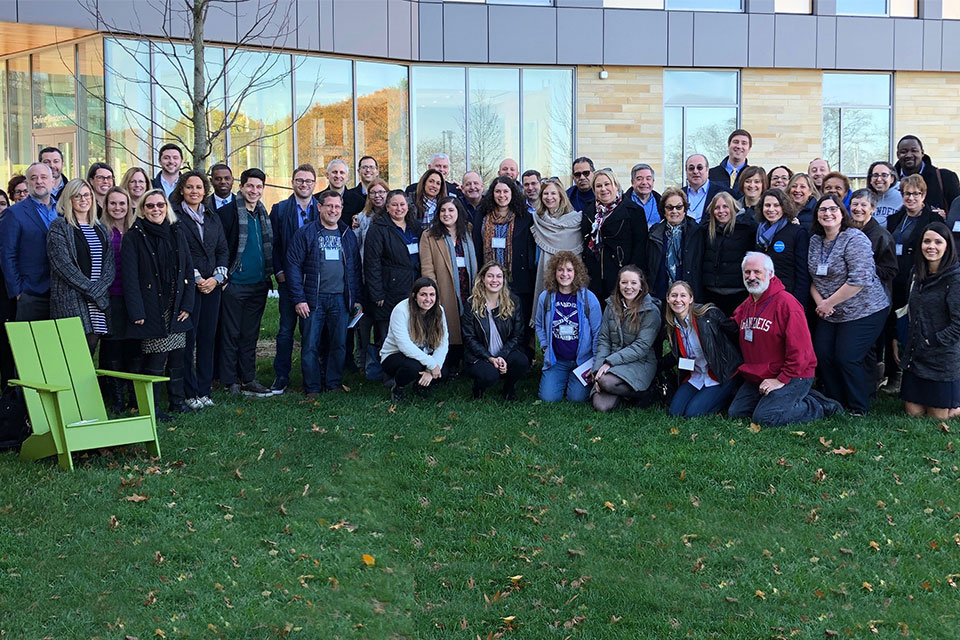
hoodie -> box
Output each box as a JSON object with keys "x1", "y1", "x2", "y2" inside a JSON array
[{"x1": 732, "y1": 276, "x2": 817, "y2": 385}]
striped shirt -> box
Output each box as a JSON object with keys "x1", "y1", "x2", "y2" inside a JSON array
[{"x1": 80, "y1": 224, "x2": 108, "y2": 335}]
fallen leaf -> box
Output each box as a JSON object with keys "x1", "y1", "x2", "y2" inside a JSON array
[
  {"x1": 839, "y1": 548, "x2": 853, "y2": 555},
  {"x1": 748, "y1": 422, "x2": 762, "y2": 433},
  {"x1": 869, "y1": 540, "x2": 881, "y2": 551},
  {"x1": 108, "y1": 515, "x2": 119, "y2": 529},
  {"x1": 829, "y1": 446, "x2": 856, "y2": 456},
  {"x1": 155, "y1": 630, "x2": 166, "y2": 639},
  {"x1": 939, "y1": 421, "x2": 951, "y2": 433},
  {"x1": 143, "y1": 590, "x2": 157, "y2": 606},
  {"x1": 812, "y1": 468, "x2": 826, "y2": 483},
  {"x1": 862, "y1": 581, "x2": 873, "y2": 592},
  {"x1": 669, "y1": 427, "x2": 679, "y2": 435},
  {"x1": 573, "y1": 508, "x2": 588, "y2": 516},
  {"x1": 825, "y1": 630, "x2": 839, "y2": 637},
  {"x1": 153, "y1": 551, "x2": 164, "y2": 564},
  {"x1": 819, "y1": 437, "x2": 833, "y2": 447},
  {"x1": 302, "y1": 484, "x2": 310, "y2": 497},
  {"x1": 610, "y1": 615, "x2": 622, "y2": 623},
  {"x1": 603, "y1": 501, "x2": 616, "y2": 511},
  {"x1": 567, "y1": 548, "x2": 586, "y2": 557},
  {"x1": 361, "y1": 553, "x2": 375, "y2": 567},
  {"x1": 755, "y1": 589, "x2": 766, "y2": 600},
  {"x1": 691, "y1": 557, "x2": 705, "y2": 573},
  {"x1": 725, "y1": 596, "x2": 739, "y2": 603},
  {"x1": 233, "y1": 468, "x2": 243, "y2": 480},
  {"x1": 125, "y1": 494, "x2": 149, "y2": 503}
]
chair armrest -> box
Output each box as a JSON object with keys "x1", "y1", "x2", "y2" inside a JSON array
[
  {"x1": 95, "y1": 369, "x2": 170, "y2": 383},
  {"x1": 7, "y1": 379, "x2": 71, "y2": 393}
]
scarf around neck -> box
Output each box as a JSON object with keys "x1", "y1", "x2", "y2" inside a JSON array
[
  {"x1": 482, "y1": 208, "x2": 515, "y2": 274},
  {"x1": 756, "y1": 217, "x2": 787, "y2": 249},
  {"x1": 588, "y1": 193, "x2": 623, "y2": 254},
  {"x1": 444, "y1": 233, "x2": 478, "y2": 315}
]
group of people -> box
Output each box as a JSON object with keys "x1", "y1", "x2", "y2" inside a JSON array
[{"x1": 2, "y1": 128, "x2": 959, "y2": 427}]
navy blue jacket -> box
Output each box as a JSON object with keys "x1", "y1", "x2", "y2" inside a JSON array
[
  {"x1": 270, "y1": 194, "x2": 317, "y2": 278},
  {"x1": 0, "y1": 198, "x2": 53, "y2": 297},
  {"x1": 708, "y1": 157, "x2": 749, "y2": 199},
  {"x1": 286, "y1": 219, "x2": 362, "y2": 311}
]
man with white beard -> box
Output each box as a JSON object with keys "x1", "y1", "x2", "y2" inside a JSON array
[{"x1": 728, "y1": 252, "x2": 842, "y2": 425}]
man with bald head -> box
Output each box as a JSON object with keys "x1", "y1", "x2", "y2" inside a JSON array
[
  {"x1": 458, "y1": 170, "x2": 484, "y2": 223},
  {"x1": 684, "y1": 153, "x2": 731, "y2": 223},
  {"x1": 498, "y1": 158, "x2": 519, "y2": 182}
]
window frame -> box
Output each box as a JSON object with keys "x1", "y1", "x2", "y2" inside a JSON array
[{"x1": 821, "y1": 71, "x2": 893, "y2": 181}]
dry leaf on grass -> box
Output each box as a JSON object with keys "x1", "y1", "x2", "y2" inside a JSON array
[{"x1": 361, "y1": 553, "x2": 376, "y2": 567}]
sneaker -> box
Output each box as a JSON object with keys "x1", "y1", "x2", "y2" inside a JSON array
[
  {"x1": 199, "y1": 396, "x2": 216, "y2": 408},
  {"x1": 241, "y1": 380, "x2": 272, "y2": 398},
  {"x1": 185, "y1": 397, "x2": 204, "y2": 411},
  {"x1": 849, "y1": 409, "x2": 866, "y2": 418},
  {"x1": 270, "y1": 378, "x2": 289, "y2": 395},
  {"x1": 390, "y1": 382, "x2": 406, "y2": 404},
  {"x1": 228, "y1": 383, "x2": 242, "y2": 396},
  {"x1": 155, "y1": 410, "x2": 173, "y2": 423},
  {"x1": 880, "y1": 371, "x2": 901, "y2": 395}
]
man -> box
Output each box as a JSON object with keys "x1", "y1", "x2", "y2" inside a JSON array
[
  {"x1": 343, "y1": 155, "x2": 380, "y2": 221},
  {"x1": 39, "y1": 146, "x2": 67, "y2": 200},
  {"x1": 728, "y1": 252, "x2": 842, "y2": 426},
  {"x1": 807, "y1": 158, "x2": 830, "y2": 190},
  {"x1": 458, "y1": 170, "x2": 484, "y2": 223},
  {"x1": 406, "y1": 153, "x2": 462, "y2": 199},
  {"x1": 628, "y1": 163, "x2": 662, "y2": 226},
  {"x1": 684, "y1": 154, "x2": 730, "y2": 223},
  {"x1": 708, "y1": 129, "x2": 752, "y2": 198},
  {"x1": 499, "y1": 158, "x2": 519, "y2": 182},
  {"x1": 319, "y1": 158, "x2": 364, "y2": 216},
  {"x1": 521, "y1": 169, "x2": 541, "y2": 214},
  {"x1": 0, "y1": 163, "x2": 57, "y2": 320},
  {"x1": 206, "y1": 164, "x2": 236, "y2": 211},
  {"x1": 285, "y1": 190, "x2": 362, "y2": 398},
  {"x1": 894, "y1": 135, "x2": 960, "y2": 213},
  {"x1": 153, "y1": 143, "x2": 184, "y2": 198},
  {"x1": 217, "y1": 168, "x2": 274, "y2": 398},
  {"x1": 567, "y1": 156, "x2": 595, "y2": 212},
  {"x1": 269, "y1": 164, "x2": 319, "y2": 395}
]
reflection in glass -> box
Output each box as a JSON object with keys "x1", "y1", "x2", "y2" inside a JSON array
[
  {"x1": 0, "y1": 63, "x2": 7, "y2": 178},
  {"x1": 32, "y1": 47, "x2": 76, "y2": 129},
  {"x1": 294, "y1": 56, "x2": 354, "y2": 185},
  {"x1": 77, "y1": 40, "x2": 107, "y2": 171},
  {"x1": 468, "y1": 68, "x2": 519, "y2": 184},
  {"x1": 356, "y1": 61, "x2": 409, "y2": 188},
  {"x1": 663, "y1": 70, "x2": 738, "y2": 105},
  {"x1": 522, "y1": 68, "x2": 573, "y2": 183},
  {"x1": 663, "y1": 106, "x2": 683, "y2": 188},
  {"x1": 822, "y1": 107, "x2": 840, "y2": 173},
  {"x1": 835, "y1": 0, "x2": 887, "y2": 15},
  {"x1": 685, "y1": 107, "x2": 736, "y2": 171},
  {"x1": 7, "y1": 56, "x2": 31, "y2": 173},
  {"x1": 665, "y1": 0, "x2": 742, "y2": 10},
  {"x1": 840, "y1": 108, "x2": 888, "y2": 176},
  {"x1": 411, "y1": 67, "x2": 466, "y2": 184},
  {"x1": 105, "y1": 39, "x2": 152, "y2": 176},
  {"x1": 822, "y1": 73, "x2": 890, "y2": 106}
]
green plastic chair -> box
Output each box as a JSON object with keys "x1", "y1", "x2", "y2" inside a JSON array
[{"x1": 5, "y1": 317, "x2": 168, "y2": 471}]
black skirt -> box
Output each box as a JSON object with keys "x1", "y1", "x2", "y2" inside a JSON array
[
  {"x1": 106, "y1": 294, "x2": 128, "y2": 340},
  {"x1": 901, "y1": 370, "x2": 960, "y2": 409}
]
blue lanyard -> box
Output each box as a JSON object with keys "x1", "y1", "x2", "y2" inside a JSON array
[{"x1": 818, "y1": 237, "x2": 838, "y2": 265}]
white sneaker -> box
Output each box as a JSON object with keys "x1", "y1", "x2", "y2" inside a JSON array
[
  {"x1": 185, "y1": 397, "x2": 204, "y2": 410},
  {"x1": 199, "y1": 396, "x2": 216, "y2": 408}
]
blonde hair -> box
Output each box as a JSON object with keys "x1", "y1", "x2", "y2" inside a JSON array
[
  {"x1": 663, "y1": 280, "x2": 715, "y2": 332},
  {"x1": 536, "y1": 178, "x2": 574, "y2": 217},
  {"x1": 470, "y1": 261, "x2": 515, "y2": 319},
  {"x1": 120, "y1": 167, "x2": 150, "y2": 196},
  {"x1": 136, "y1": 189, "x2": 178, "y2": 223},
  {"x1": 706, "y1": 192, "x2": 739, "y2": 242},
  {"x1": 55, "y1": 178, "x2": 96, "y2": 227},
  {"x1": 591, "y1": 168, "x2": 622, "y2": 196}
]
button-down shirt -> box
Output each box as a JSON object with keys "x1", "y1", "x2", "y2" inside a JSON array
[
  {"x1": 159, "y1": 175, "x2": 178, "y2": 199},
  {"x1": 31, "y1": 196, "x2": 57, "y2": 229},
  {"x1": 296, "y1": 201, "x2": 315, "y2": 229},
  {"x1": 214, "y1": 194, "x2": 234, "y2": 210},
  {"x1": 631, "y1": 190, "x2": 660, "y2": 225},
  {"x1": 685, "y1": 182, "x2": 710, "y2": 223}
]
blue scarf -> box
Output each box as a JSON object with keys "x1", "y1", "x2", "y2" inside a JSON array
[{"x1": 756, "y1": 217, "x2": 787, "y2": 250}]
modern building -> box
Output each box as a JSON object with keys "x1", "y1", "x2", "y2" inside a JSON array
[{"x1": 2, "y1": 0, "x2": 959, "y2": 200}]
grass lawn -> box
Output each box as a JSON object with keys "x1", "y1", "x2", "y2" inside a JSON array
[{"x1": 1, "y1": 300, "x2": 958, "y2": 638}]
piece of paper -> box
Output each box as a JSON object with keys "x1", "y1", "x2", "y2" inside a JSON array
[
  {"x1": 347, "y1": 311, "x2": 363, "y2": 329},
  {"x1": 573, "y1": 360, "x2": 593, "y2": 386}
]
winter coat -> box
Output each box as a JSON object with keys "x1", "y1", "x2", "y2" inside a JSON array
[
  {"x1": 894, "y1": 155, "x2": 960, "y2": 211},
  {"x1": 647, "y1": 216, "x2": 705, "y2": 300},
  {"x1": 419, "y1": 228, "x2": 475, "y2": 345},
  {"x1": 859, "y1": 217, "x2": 898, "y2": 299},
  {"x1": 285, "y1": 220, "x2": 362, "y2": 311},
  {"x1": 47, "y1": 216, "x2": 115, "y2": 334},
  {"x1": 902, "y1": 262, "x2": 960, "y2": 380},
  {"x1": 461, "y1": 293, "x2": 526, "y2": 366},
  {"x1": 581, "y1": 197, "x2": 649, "y2": 304},
  {"x1": 701, "y1": 213, "x2": 756, "y2": 294},
  {"x1": 755, "y1": 220, "x2": 810, "y2": 304},
  {"x1": 472, "y1": 211, "x2": 537, "y2": 295},
  {"x1": 270, "y1": 194, "x2": 316, "y2": 278},
  {"x1": 364, "y1": 215, "x2": 422, "y2": 321},
  {"x1": 175, "y1": 202, "x2": 228, "y2": 280},
  {"x1": 593, "y1": 293, "x2": 661, "y2": 392},
  {"x1": 886, "y1": 205, "x2": 942, "y2": 309}
]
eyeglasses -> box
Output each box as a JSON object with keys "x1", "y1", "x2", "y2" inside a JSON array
[
  {"x1": 686, "y1": 165, "x2": 705, "y2": 172},
  {"x1": 359, "y1": 165, "x2": 377, "y2": 171},
  {"x1": 902, "y1": 191, "x2": 923, "y2": 198},
  {"x1": 93, "y1": 174, "x2": 114, "y2": 182},
  {"x1": 369, "y1": 190, "x2": 387, "y2": 197},
  {"x1": 818, "y1": 205, "x2": 840, "y2": 213},
  {"x1": 143, "y1": 201, "x2": 167, "y2": 210},
  {"x1": 13, "y1": 188, "x2": 29, "y2": 195},
  {"x1": 573, "y1": 171, "x2": 591, "y2": 178},
  {"x1": 870, "y1": 172, "x2": 893, "y2": 179},
  {"x1": 71, "y1": 192, "x2": 93, "y2": 201},
  {"x1": 293, "y1": 178, "x2": 316, "y2": 186},
  {"x1": 664, "y1": 204, "x2": 685, "y2": 212}
]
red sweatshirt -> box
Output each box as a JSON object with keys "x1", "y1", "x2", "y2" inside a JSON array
[{"x1": 732, "y1": 276, "x2": 817, "y2": 385}]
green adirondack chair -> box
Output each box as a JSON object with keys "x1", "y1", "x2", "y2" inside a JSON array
[{"x1": 5, "y1": 317, "x2": 168, "y2": 471}]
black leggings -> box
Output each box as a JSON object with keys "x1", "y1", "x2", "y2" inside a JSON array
[
  {"x1": 381, "y1": 353, "x2": 425, "y2": 388},
  {"x1": 464, "y1": 350, "x2": 530, "y2": 393}
]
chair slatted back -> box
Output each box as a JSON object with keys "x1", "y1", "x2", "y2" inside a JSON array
[
  {"x1": 5, "y1": 322, "x2": 52, "y2": 436},
  {"x1": 55, "y1": 318, "x2": 107, "y2": 422},
  {"x1": 29, "y1": 320, "x2": 84, "y2": 427}
]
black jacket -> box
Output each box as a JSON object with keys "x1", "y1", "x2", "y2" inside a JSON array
[
  {"x1": 796, "y1": 197, "x2": 817, "y2": 231},
  {"x1": 686, "y1": 181, "x2": 733, "y2": 223},
  {"x1": 175, "y1": 202, "x2": 228, "y2": 280},
  {"x1": 472, "y1": 211, "x2": 537, "y2": 295},
  {"x1": 581, "y1": 197, "x2": 649, "y2": 303},
  {"x1": 859, "y1": 217, "x2": 898, "y2": 294},
  {"x1": 363, "y1": 215, "x2": 422, "y2": 318},
  {"x1": 894, "y1": 155, "x2": 960, "y2": 211},
  {"x1": 702, "y1": 213, "x2": 757, "y2": 293},
  {"x1": 755, "y1": 221, "x2": 810, "y2": 304},
  {"x1": 270, "y1": 194, "x2": 316, "y2": 277},
  {"x1": 342, "y1": 184, "x2": 367, "y2": 223},
  {"x1": 902, "y1": 262, "x2": 960, "y2": 380},
  {"x1": 666, "y1": 306, "x2": 743, "y2": 384},
  {"x1": 405, "y1": 180, "x2": 463, "y2": 201},
  {"x1": 647, "y1": 216, "x2": 704, "y2": 300},
  {"x1": 460, "y1": 294, "x2": 525, "y2": 365},
  {"x1": 708, "y1": 157, "x2": 748, "y2": 199},
  {"x1": 121, "y1": 219, "x2": 195, "y2": 340},
  {"x1": 885, "y1": 205, "x2": 942, "y2": 308}
]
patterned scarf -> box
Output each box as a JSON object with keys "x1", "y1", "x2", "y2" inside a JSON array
[
  {"x1": 756, "y1": 217, "x2": 787, "y2": 250},
  {"x1": 588, "y1": 192, "x2": 623, "y2": 254},
  {"x1": 482, "y1": 208, "x2": 515, "y2": 274},
  {"x1": 420, "y1": 198, "x2": 438, "y2": 225},
  {"x1": 444, "y1": 234, "x2": 478, "y2": 315},
  {"x1": 665, "y1": 222, "x2": 683, "y2": 282},
  {"x1": 230, "y1": 198, "x2": 274, "y2": 277}
]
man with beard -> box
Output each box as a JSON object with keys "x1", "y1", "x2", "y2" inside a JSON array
[{"x1": 728, "y1": 252, "x2": 842, "y2": 426}]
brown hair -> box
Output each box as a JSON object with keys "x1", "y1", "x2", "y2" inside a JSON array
[
  {"x1": 361, "y1": 178, "x2": 390, "y2": 217},
  {"x1": 758, "y1": 188, "x2": 797, "y2": 223},
  {"x1": 737, "y1": 165, "x2": 768, "y2": 206},
  {"x1": 100, "y1": 186, "x2": 135, "y2": 234},
  {"x1": 821, "y1": 171, "x2": 851, "y2": 198},
  {"x1": 706, "y1": 192, "x2": 739, "y2": 242},
  {"x1": 611, "y1": 265, "x2": 649, "y2": 330},
  {"x1": 659, "y1": 187, "x2": 689, "y2": 218},
  {"x1": 407, "y1": 277, "x2": 445, "y2": 351},
  {"x1": 543, "y1": 251, "x2": 589, "y2": 293},
  {"x1": 899, "y1": 173, "x2": 927, "y2": 196}
]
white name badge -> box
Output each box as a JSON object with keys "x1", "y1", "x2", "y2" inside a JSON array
[
  {"x1": 816, "y1": 264, "x2": 828, "y2": 276},
  {"x1": 558, "y1": 324, "x2": 575, "y2": 339},
  {"x1": 324, "y1": 248, "x2": 340, "y2": 261},
  {"x1": 407, "y1": 243, "x2": 419, "y2": 255},
  {"x1": 953, "y1": 221, "x2": 960, "y2": 233},
  {"x1": 455, "y1": 256, "x2": 466, "y2": 268},
  {"x1": 678, "y1": 357, "x2": 695, "y2": 371},
  {"x1": 491, "y1": 237, "x2": 507, "y2": 249},
  {"x1": 895, "y1": 244, "x2": 903, "y2": 256},
  {"x1": 744, "y1": 328, "x2": 754, "y2": 342}
]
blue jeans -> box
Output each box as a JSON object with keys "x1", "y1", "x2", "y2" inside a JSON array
[
  {"x1": 728, "y1": 376, "x2": 834, "y2": 426},
  {"x1": 539, "y1": 360, "x2": 590, "y2": 403},
  {"x1": 273, "y1": 282, "x2": 304, "y2": 384},
  {"x1": 669, "y1": 376, "x2": 739, "y2": 417},
  {"x1": 301, "y1": 294, "x2": 348, "y2": 393}
]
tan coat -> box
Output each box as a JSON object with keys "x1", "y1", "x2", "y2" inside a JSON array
[{"x1": 420, "y1": 230, "x2": 466, "y2": 345}]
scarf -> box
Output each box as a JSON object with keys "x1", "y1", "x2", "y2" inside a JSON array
[
  {"x1": 230, "y1": 198, "x2": 274, "y2": 277},
  {"x1": 665, "y1": 222, "x2": 683, "y2": 283},
  {"x1": 531, "y1": 209, "x2": 583, "y2": 255},
  {"x1": 420, "y1": 198, "x2": 438, "y2": 225},
  {"x1": 756, "y1": 217, "x2": 787, "y2": 250},
  {"x1": 444, "y1": 233, "x2": 478, "y2": 316},
  {"x1": 141, "y1": 218, "x2": 177, "y2": 303},
  {"x1": 482, "y1": 208, "x2": 515, "y2": 274},
  {"x1": 588, "y1": 193, "x2": 623, "y2": 254},
  {"x1": 183, "y1": 202, "x2": 205, "y2": 242}
]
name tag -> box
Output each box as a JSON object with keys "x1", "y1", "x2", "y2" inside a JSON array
[
  {"x1": 895, "y1": 244, "x2": 903, "y2": 256},
  {"x1": 744, "y1": 328, "x2": 754, "y2": 342},
  {"x1": 491, "y1": 237, "x2": 507, "y2": 249},
  {"x1": 558, "y1": 324, "x2": 575, "y2": 340},
  {"x1": 407, "y1": 243, "x2": 419, "y2": 255},
  {"x1": 455, "y1": 256, "x2": 466, "y2": 268},
  {"x1": 953, "y1": 221, "x2": 960, "y2": 233},
  {"x1": 816, "y1": 264, "x2": 828, "y2": 276},
  {"x1": 324, "y1": 248, "x2": 340, "y2": 261},
  {"x1": 678, "y1": 357, "x2": 695, "y2": 371}
]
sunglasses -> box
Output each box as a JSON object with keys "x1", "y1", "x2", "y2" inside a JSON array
[
  {"x1": 573, "y1": 171, "x2": 591, "y2": 178},
  {"x1": 143, "y1": 201, "x2": 167, "y2": 210}
]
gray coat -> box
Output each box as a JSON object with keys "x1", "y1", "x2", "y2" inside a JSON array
[
  {"x1": 47, "y1": 216, "x2": 114, "y2": 334},
  {"x1": 594, "y1": 293, "x2": 661, "y2": 391}
]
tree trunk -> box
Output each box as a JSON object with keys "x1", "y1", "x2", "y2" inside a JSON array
[{"x1": 191, "y1": 0, "x2": 209, "y2": 172}]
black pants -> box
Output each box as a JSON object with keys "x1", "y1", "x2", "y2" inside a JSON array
[
  {"x1": 464, "y1": 349, "x2": 530, "y2": 393},
  {"x1": 184, "y1": 287, "x2": 221, "y2": 398},
  {"x1": 15, "y1": 292, "x2": 49, "y2": 321},
  {"x1": 381, "y1": 353, "x2": 424, "y2": 388},
  {"x1": 219, "y1": 281, "x2": 267, "y2": 385},
  {"x1": 142, "y1": 348, "x2": 185, "y2": 410}
]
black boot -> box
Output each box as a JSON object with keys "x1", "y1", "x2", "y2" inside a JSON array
[
  {"x1": 143, "y1": 366, "x2": 172, "y2": 422},
  {"x1": 103, "y1": 359, "x2": 126, "y2": 414},
  {"x1": 166, "y1": 365, "x2": 191, "y2": 414}
]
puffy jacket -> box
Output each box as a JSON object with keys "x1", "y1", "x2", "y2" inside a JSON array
[
  {"x1": 593, "y1": 293, "x2": 661, "y2": 392},
  {"x1": 702, "y1": 213, "x2": 756, "y2": 293},
  {"x1": 665, "y1": 306, "x2": 742, "y2": 385},
  {"x1": 886, "y1": 205, "x2": 943, "y2": 309},
  {"x1": 902, "y1": 262, "x2": 960, "y2": 380},
  {"x1": 461, "y1": 293, "x2": 526, "y2": 365},
  {"x1": 285, "y1": 220, "x2": 362, "y2": 311}
]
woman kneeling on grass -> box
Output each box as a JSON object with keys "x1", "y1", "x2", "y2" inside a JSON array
[
  {"x1": 534, "y1": 251, "x2": 601, "y2": 403},
  {"x1": 664, "y1": 280, "x2": 742, "y2": 417},
  {"x1": 379, "y1": 277, "x2": 448, "y2": 403},
  {"x1": 591, "y1": 265, "x2": 661, "y2": 413}
]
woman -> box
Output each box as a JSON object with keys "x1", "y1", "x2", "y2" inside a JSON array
[
  {"x1": 531, "y1": 178, "x2": 582, "y2": 310},
  {"x1": 120, "y1": 167, "x2": 150, "y2": 211},
  {"x1": 821, "y1": 172, "x2": 851, "y2": 207},
  {"x1": 581, "y1": 169, "x2": 648, "y2": 305},
  {"x1": 849, "y1": 189, "x2": 898, "y2": 297},
  {"x1": 365, "y1": 190, "x2": 423, "y2": 353},
  {"x1": 47, "y1": 178, "x2": 114, "y2": 352},
  {"x1": 86, "y1": 162, "x2": 115, "y2": 215},
  {"x1": 419, "y1": 196, "x2": 478, "y2": 371},
  {"x1": 591, "y1": 265, "x2": 661, "y2": 412},
  {"x1": 535, "y1": 251, "x2": 601, "y2": 403},
  {"x1": 768, "y1": 166, "x2": 793, "y2": 191},
  {"x1": 379, "y1": 277, "x2": 448, "y2": 403},
  {"x1": 98, "y1": 186, "x2": 139, "y2": 412},
  {"x1": 170, "y1": 170, "x2": 228, "y2": 411},
  {"x1": 664, "y1": 280, "x2": 741, "y2": 417},
  {"x1": 786, "y1": 173, "x2": 819, "y2": 230},
  {"x1": 647, "y1": 187, "x2": 703, "y2": 301},
  {"x1": 808, "y1": 194, "x2": 889, "y2": 416},
  {"x1": 867, "y1": 161, "x2": 902, "y2": 226},
  {"x1": 353, "y1": 178, "x2": 390, "y2": 380},
  {"x1": 409, "y1": 169, "x2": 447, "y2": 226},
  {"x1": 900, "y1": 223, "x2": 960, "y2": 418},
  {"x1": 7, "y1": 176, "x2": 27, "y2": 203},
  {"x1": 122, "y1": 189, "x2": 194, "y2": 420},
  {"x1": 735, "y1": 165, "x2": 767, "y2": 219},
  {"x1": 355, "y1": 178, "x2": 389, "y2": 260},
  {"x1": 755, "y1": 188, "x2": 810, "y2": 304},
  {"x1": 702, "y1": 191, "x2": 755, "y2": 315},
  {"x1": 461, "y1": 261, "x2": 531, "y2": 400},
  {"x1": 0, "y1": 189, "x2": 8, "y2": 213}
]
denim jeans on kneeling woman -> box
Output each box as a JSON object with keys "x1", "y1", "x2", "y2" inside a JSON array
[
  {"x1": 668, "y1": 376, "x2": 739, "y2": 417},
  {"x1": 539, "y1": 359, "x2": 590, "y2": 403}
]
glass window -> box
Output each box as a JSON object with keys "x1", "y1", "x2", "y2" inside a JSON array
[
  {"x1": 0, "y1": 62, "x2": 7, "y2": 179},
  {"x1": 666, "y1": 0, "x2": 741, "y2": 10},
  {"x1": 356, "y1": 61, "x2": 409, "y2": 189},
  {"x1": 411, "y1": 66, "x2": 466, "y2": 186},
  {"x1": 521, "y1": 68, "x2": 573, "y2": 185},
  {"x1": 7, "y1": 56, "x2": 31, "y2": 174},
  {"x1": 105, "y1": 38, "x2": 152, "y2": 176},
  {"x1": 294, "y1": 55, "x2": 353, "y2": 186},
  {"x1": 774, "y1": 0, "x2": 811, "y2": 12},
  {"x1": 77, "y1": 40, "x2": 107, "y2": 173},
  {"x1": 487, "y1": 0, "x2": 554, "y2": 5},
  {"x1": 227, "y1": 50, "x2": 293, "y2": 204},
  {"x1": 822, "y1": 73, "x2": 891, "y2": 179},
  {"x1": 468, "y1": 68, "x2": 520, "y2": 184},
  {"x1": 663, "y1": 70, "x2": 739, "y2": 187},
  {"x1": 32, "y1": 47, "x2": 76, "y2": 130},
  {"x1": 835, "y1": 0, "x2": 887, "y2": 15}
]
